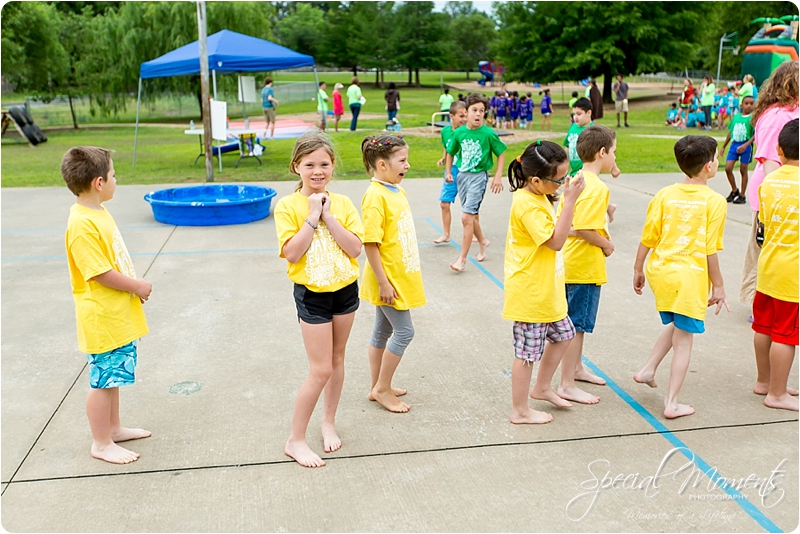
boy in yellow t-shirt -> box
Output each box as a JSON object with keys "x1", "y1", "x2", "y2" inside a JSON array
[
  {"x1": 63, "y1": 147, "x2": 152, "y2": 465},
  {"x1": 556, "y1": 126, "x2": 617, "y2": 405},
  {"x1": 633, "y1": 136, "x2": 730, "y2": 419},
  {"x1": 752, "y1": 119, "x2": 799, "y2": 412}
]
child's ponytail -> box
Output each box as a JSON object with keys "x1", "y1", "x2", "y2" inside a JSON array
[
  {"x1": 507, "y1": 140, "x2": 567, "y2": 192},
  {"x1": 361, "y1": 134, "x2": 407, "y2": 174}
]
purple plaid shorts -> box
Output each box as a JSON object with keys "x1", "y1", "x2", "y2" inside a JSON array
[{"x1": 512, "y1": 317, "x2": 576, "y2": 363}]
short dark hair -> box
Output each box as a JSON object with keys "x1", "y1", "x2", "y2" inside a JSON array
[
  {"x1": 388, "y1": 82, "x2": 396, "y2": 90},
  {"x1": 778, "y1": 119, "x2": 799, "y2": 160},
  {"x1": 449, "y1": 101, "x2": 467, "y2": 115},
  {"x1": 444, "y1": 88, "x2": 450, "y2": 94},
  {"x1": 465, "y1": 93, "x2": 489, "y2": 111},
  {"x1": 319, "y1": 81, "x2": 326, "y2": 87},
  {"x1": 573, "y1": 97, "x2": 592, "y2": 113},
  {"x1": 264, "y1": 76, "x2": 273, "y2": 86},
  {"x1": 61, "y1": 146, "x2": 114, "y2": 196},
  {"x1": 571, "y1": 91, "x2": 579, "y2": 98},
  {"x1": 670, "y1": 102, "x2": 677, "y2": 107},
  {"x1": 674, "y1": 136, "x2": 718, "y2": 177},
  {"x1": 577, "y1": 125, "x2": 616, "y2": 163},
  {"x1": 741, "y1": 95, "x2": 755, "y2": 105},
  {"x1": 361, "y1": 134, "x2": 407, "y2": 174}
]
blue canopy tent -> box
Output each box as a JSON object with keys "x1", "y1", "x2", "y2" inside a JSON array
[{"x1": 133, "y1": 29, "x2": 316, "y2": 166}]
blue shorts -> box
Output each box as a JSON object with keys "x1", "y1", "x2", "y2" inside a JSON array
[
  {"x1": 526, "y1": 112, "x2": 533, "y2": 121},
  {"x1": 87, "y1": 341, "x2": 138, "y2": 389},
  {"x1": 727, "y1": 141, "x2": 753, "y2": 164},
  {"x1": 566, "y1": 284, "x2": 602, "y2": 333},
  {"x1": 659, "y1": 312, "x2": 705, "y2": 334},
  {"x1": 439, "y1": 165, "x2": 459, "y2": 203},
  {"x1": 457, "y1": 171, "x2": 489, "y2": 215}
]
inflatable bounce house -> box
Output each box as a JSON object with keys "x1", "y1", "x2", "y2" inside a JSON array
[
  {"x1": 741, "y1": 15, "x2": 798, "y2": 87},
  {"x1": 478, "y1": 61, "x2": 504, "y2": 86}
]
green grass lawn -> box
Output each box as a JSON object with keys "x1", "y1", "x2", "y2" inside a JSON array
[{"x1": 2, "y1": 84, "x2": 722, "y2": 187}]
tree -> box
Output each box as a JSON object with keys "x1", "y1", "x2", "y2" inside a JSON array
[
  {"x1": 274, "y1": 2, "x2": 325, "y2": 58},
  {"x1": 493, "y1": 2, "x2": 705, "y2": 102},
  {"x1": 392, "y1": 1, "x2": 450, "y2": 87},
  {"x1": 448, "y1": 12, "x2": 496, "y2": 79}
]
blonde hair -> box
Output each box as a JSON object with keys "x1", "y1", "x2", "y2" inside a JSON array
[
  {"x1": 752, "y1": 61, "x2": 799, "y2": 126},
  {"x1": 743, "y1": 74, "x2": 755, "y2": 84},
  {"x1": 289, "y1": 132, "x2": 336, "y2": 191}
]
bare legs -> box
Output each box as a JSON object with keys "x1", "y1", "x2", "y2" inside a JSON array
[
  {"x1": 86, "y1": 387, "x2": 150, "y2": 464},
  {"x1": 450, "y1": 213, "x2": 488, "y2": 271},
  {"x1": 511, "y1": 340, "x2": 572, "y2": 424},
  {"x1": 558, "y1": 332, "x2": 600, "y2": 404},
  {"x1": 285, "y1": 313, "x2": 354, "y2": 468},
  {"x1": 633, "y1": 325, "x2": 695, "y2": 418},
  {"x1": 754, "y1": 332, "x2": 799, "y2": 410},
  {"x1": 434, "y1": 201, "x2": 452, "y2": 244},
  {"x1": 368, "y1": 346, "x2": 410, "y2": 413}
]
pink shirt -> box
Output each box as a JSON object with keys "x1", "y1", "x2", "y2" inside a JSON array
[
  {"x1": 333, "y1": 91, "x2": 344, "y2": 115},
  {"x1": 746, "y1": 104, "x2": 799, "y2": 210}
]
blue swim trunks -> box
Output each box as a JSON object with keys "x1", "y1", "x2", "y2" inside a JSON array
[
  {"x1": 726, "y1": 141, "x2": 753, "y2": 165},
  {"x1": 87, "y1": 340, "x2": 138, "y2": 388},
  {"x1": 439, "y1": 165, "x2": 459, "y2": 203},
  {"x1": 659, "y1": 312, "x2": 705, "y2": 334}
]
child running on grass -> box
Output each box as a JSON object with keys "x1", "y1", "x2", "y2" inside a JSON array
[
  {"x1": 719, "y1": 95, "x2": 755, "y2": 205},
  {"x1": 752, "y1": 119, "x2": 799, "y2": 411},
  {"x1": 360, "y1": 135, "x2": 426, "y2": 413},
  {"x1": 556, "y1": 126, "x2": 618, "y2": 404},
  {"x1": 504, "y1": 140, "x2": 585, "y2": 424},
  {"x1": 445, "y1": 93, "x2": 507, "y2": 271},
  {"x1": 62, "y1": 146, "x2": 152, "y2": 464},
  {"x1": 274, "y1": 133, "x2": 364, "y2": 467},
  {"x1": 434, "y1": 101, "x2": 468, "y2": 244},
  {"x1": 633, "y1": 135, "x2": 730, "y2": 419}
]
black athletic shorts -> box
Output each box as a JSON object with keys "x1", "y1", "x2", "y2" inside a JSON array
[{"x1": 293, "y1": 281, "x2": 359, "y2": 324}]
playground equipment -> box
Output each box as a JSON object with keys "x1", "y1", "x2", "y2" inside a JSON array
[
  {"x1": 478, "y1": 61, "x2": 504, "y2": 86},
  {"x1": 1, "y1": 105, "x2": 47, "y2": 146},
  {"x1": 741, "y1": 15, "x2": 799, "y2": 87},
  {"x1": 144, "y1": 184, "x2": 277, "y2": 226}
]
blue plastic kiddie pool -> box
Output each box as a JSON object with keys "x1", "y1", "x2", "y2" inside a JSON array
[{"x1": 144, "y1": 185, "x2": 277, "y2": 226}]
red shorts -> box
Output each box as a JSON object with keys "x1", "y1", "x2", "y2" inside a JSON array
[{"x1": 752, "y1": 291, "x2": 799, "y2": 346}]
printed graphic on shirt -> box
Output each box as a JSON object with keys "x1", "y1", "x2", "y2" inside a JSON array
[
  {"x1": 732, "y1": 122, "x2": 749, "y2": 142},
  {"x1": 460, "y1": 139, "x2": 483, "y2": 171},
  {"x1": 397, "y1": 209, "x2": 421, "y2": 273},
  {"x1": 566, "y1": 133, "x2": 579, "y2": 165},
  {"x1": 305, "y1": 218, "x2": 359, "y2": 286},
  {"x1": 112, "y1": 227, "x2": 136, "y2": 279}
]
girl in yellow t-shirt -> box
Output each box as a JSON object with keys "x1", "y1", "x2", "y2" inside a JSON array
[
  {"x1": 274, "y1": 133, "x2": 364, "y2": 468},
  {"x1": 360, "y1": 134, "x2": 426, "y2": 414},
  {"x1": 503, "y1": 140, "x2": 585, "y2": 425}
]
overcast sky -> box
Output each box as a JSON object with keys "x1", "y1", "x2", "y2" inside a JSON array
[{"x1": 433, "y1": 1, "x2": 495, "y2": 16}]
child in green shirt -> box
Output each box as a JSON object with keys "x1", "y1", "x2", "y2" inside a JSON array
[{"x1": 719, "y1": 95, "x2": 755, "y2": 204}]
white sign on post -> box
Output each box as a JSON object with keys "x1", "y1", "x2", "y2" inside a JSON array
[
  {"x1": 238, "y1": 76, "x2": 257, "y2": 103},
  {"x1": 210, "y1": 99, "x2": 227, "y2": 141}
]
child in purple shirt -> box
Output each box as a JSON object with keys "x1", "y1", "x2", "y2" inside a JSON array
[{"x1": 540, "y1": 89, "x2": 553, "y2": 131}]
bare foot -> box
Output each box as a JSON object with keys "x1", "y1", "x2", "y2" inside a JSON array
[
  {"x1": 284, "y1": 439, "x2": 326, "y2": 467},
  {"x1": 754, "y1": 383, "x2": 799, "y2": 396},
  {"x1": 764, "y1": 394, "x2": 800, "y2": 411},
  {"x1": 575, "y1": 368, "x2": 606, "y2": 386},
  {"x1": 449, "y1": 259, "x2": 466, "y2": 272},
  {"x1": 91, "y1": 442, "x2": 140, "y2": 464},
  {"x1": 557, "y1": 385, "x2": 600, "y2": 404},
  {"x1": 472, "y1": 235, "x2": 478, "y2": 242},
  {"x1": 371, "y1": 386, "x2": 411, "y2": 413},
  {"x1": 321, "y1": 423, "x2": 341, "y2": 453},
  {"x1": 607, "y1": 204, "x2": 617, "y2": 223},
  {"x1": 369, "y1": 387, "x2": 407, "y2": 400},
  {"x1": 664, "y1": 403, "x2": 695, "y2": 419},
  {"x1": 476, "y1": 239, "x2": 490, "y2": 262},
  {"x1": 433, "y1": 235, "x2": 450, "y2": 244},
  {"x1": 510, "y1": 407, "x2": 553, "y2": 424},
  {"x1": 529, "y1": 386, "x2": 572, "y2": 408},
  {"x1": 110, "y1": 427, "x2": 151, "y2": 443},
  {"x1": 634, "y1": 370, "x2": 657, "y2": 388}
]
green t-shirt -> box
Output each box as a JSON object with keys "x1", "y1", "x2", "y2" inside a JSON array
[
  {"x1": 446, "y1": 125, "x2": 507, "y2": 173},
  {"x1": 317, "y1": 89, "x2": 329, "y2": 112},
  {"x1": 568, "y1": 97, "x2": 578, "y2": 109},
  {"x1": 584, "y1": 86, "x2": 591, "y2": 98},
  {"x1": 441, "y1": 126, "x2": 461, "y2": 168},
  {"x1": 729, "y1": 113, "x2": 754, "y2": 143},
  {"x1": 701, "y1": 83, "x2": 715, "y2": 106},
  {"x1": 346, "y1": 84, "x2": 362, "y2": 106},
  {"x1": 563, "y1": 121, "x2": 594, "y2": 174},
  {"x1": 739, "y1": 82, "x2": 753, "y2": 100},
  {"x1": 439, "y1": 93, "x2": 455, "y2": 111}
]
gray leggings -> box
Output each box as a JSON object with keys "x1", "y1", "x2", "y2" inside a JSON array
[{"x1": 370, "y1": 306, "x2": 415, "y2": 356}]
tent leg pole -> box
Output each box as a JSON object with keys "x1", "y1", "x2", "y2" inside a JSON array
[
  {"x1": 133, "y1": 77, "x2": 142, "y2": 167},
  {"x1": 213, "y1": 70, "x2": 218, "y2": 100},
  {"x1": 313, "y1": 65, "x2": 320, "y2": 103}
]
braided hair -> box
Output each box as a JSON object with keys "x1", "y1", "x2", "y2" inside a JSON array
[
  {"x1": 507, "y1": 140, "x2": 566, "y2": 192},
  {"x1": 361, "y1": 134, "x2": 407, "y2": 174}
]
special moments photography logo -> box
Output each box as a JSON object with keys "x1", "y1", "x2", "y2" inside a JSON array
[{"x1": 565, "y1": 447, "x2": 788, "y2": 522}]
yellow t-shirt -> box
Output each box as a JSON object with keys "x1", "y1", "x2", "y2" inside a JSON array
[
  {"x1": 503, "y1": 189, "x2": 567, "y2": 323},
  {"x1": 274, "y1": 191, "x2": 364, "y2": 292},
  {"x1": 557, "y1": 170, "x2": 610, "y2": 284},
  {"x1": 640, "y1": 184, "x2": 726, "y2": 320},
  {"x1": 757, "y1": 164, "x2": 799, "y2": 303},
  {"x1": 65, "y1": 204, "x2": 148, "y2": 354},
  {"x1": 359, "y1": 182, "x2": 426, "y2": 310}
]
